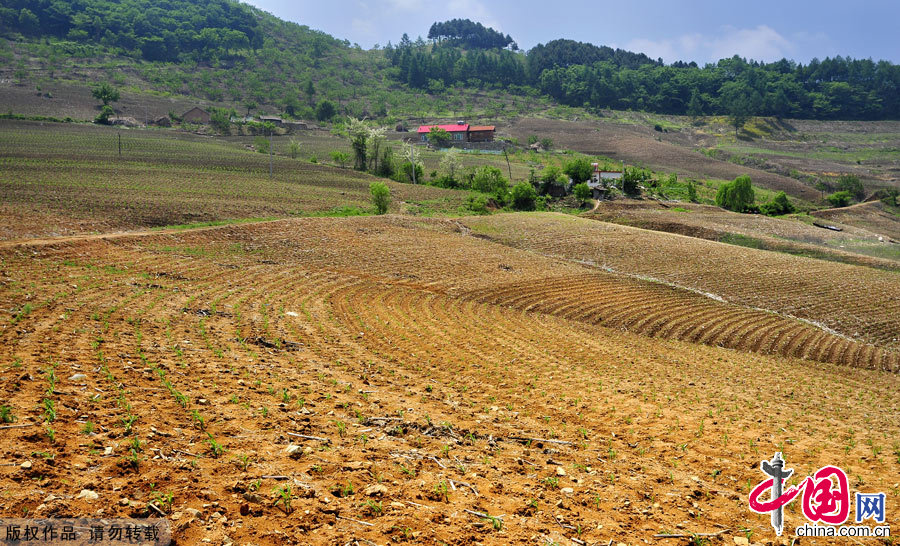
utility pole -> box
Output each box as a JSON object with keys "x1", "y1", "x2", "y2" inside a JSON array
[
  {"x1": 410, "y1": 140, "x2": 416, "y2": 184},
  {"x1": 118, "y1": 132, "x2": 121, "y2": 157},
  {"x1": 269, "y1": 128, "x2": 273, "y2": 179}
]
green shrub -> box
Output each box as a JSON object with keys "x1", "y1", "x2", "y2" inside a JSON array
[
  {"x1": 511, "y1": 182, "x2": 537, "y2": 211},
  {"x1": 837, "y1": 174, "x2": 864, "y2": 201},
  {"x1": 573, "y1": 182, "x2": 591, "y2": 203},
  {"x1": 715, "y1": 175, "x2": 755, "y2": 212},
  {"x1": 94, "y1": 105, "x2": 114, "y2": 125},
  {"x1": 760, "y1": 191, "x2": 795, "y2": 216},
  {"x1": 827, "y1": 191, "x2": 852, "y2": 208},
  {"x1": 463, "y1": 193, "x2": 489, "y2": 215},
  {"x1": 472, "y1": 166, "x2": 508, "y2": 195},
  {"x1": 370, "y1": 182, "x2": 390, "y2": 214},
  {"x1": 622, "y1": 167, "x2": 650, "y2": 196},
  {"x1": 254, "y1": 136, "x2": 270, "y2": 154}
]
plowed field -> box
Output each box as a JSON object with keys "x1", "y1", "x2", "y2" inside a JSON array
[
  {"x1": 462, "y1": 213, "x2": 900, "y2": 350},
  {"x1": 1, "y1": 216, "x2": 898, "y2": 545}
]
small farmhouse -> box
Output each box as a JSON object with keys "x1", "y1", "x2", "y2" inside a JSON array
[
  {"x1": 417, "y1": 121, "x2": 496, "y2": 144},
  {"x1": 588, "y1": 162, "x2": 625, "y2": 199},
  {"x1": 418, "y1": 122, "x2": 469, "y2": 143},
  {"x1": 182, "y1": 107, "x2": 210, "y2": 124},
  {"x1": 468, "y1": 125, "x2": 496, "y2": 142},
  {"x1": 259, "y1": 115, "x2": 284, "y2": 127}
]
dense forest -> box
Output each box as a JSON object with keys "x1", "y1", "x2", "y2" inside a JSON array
[
  {"x1": 1, "y1": 2, "x2": 899, "y2": 121},
  {"x1": 0, "y1": 0, "x2": 264, "y2": 62},
  {"x1": 390, "y1": 21, "x2": 900, "y2": 121}
]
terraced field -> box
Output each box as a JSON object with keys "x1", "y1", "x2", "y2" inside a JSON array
[
  {"x1": 462, "y1": 213, "x2": 900, "y2": 350},
  {"x1": 1, "y1": 215, "x2": 899, "y2": 545},
  {"x1": 583, "y1": 200, "x2": 900, "y2": 269},
  {"x1": 0, "y1": 120, "x2": 469, "y2": 239}
]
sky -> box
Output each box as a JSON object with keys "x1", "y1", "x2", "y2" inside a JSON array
[{"x1": 242, "y1": 0, "x2": 900, "y2": 65}]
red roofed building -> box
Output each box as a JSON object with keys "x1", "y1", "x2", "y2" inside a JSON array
[
  {"x1": 417, "y1": 123, "x2": 469, "y2": 143},
  {"x1": 416, "y1": 122, "x2": 496, "y2": 144}
]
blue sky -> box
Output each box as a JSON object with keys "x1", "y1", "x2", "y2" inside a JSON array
[{"x1": 243, "y1": 0, "x2": 900, "y2": 64}]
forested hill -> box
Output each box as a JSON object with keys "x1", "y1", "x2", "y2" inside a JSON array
[
  {"x1": 1, "y1": 2, "x2": 899, "y2": 122},
  {"x1": 388, "y1": 31, "x2": 900, "y2": 121}
]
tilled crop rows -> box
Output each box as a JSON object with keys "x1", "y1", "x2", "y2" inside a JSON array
[
  {"x1": 462, "y1": 213, "x2": 900, "y2": 350},
  {"x1": 0, "y1": 216, "x2": 898, "y2": 545}
]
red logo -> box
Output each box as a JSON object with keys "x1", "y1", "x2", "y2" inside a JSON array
[{"x1": 749, "y1": 453, "x2": 851, "y2": 535}]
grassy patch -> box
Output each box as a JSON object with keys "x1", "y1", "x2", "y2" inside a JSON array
[{"x1": 150, "y1": 217, "x2": 278, "y2": 231}]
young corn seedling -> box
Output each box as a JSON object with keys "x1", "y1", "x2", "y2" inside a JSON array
[
  {"x1": 361, "y1": 499, "x2": 383, "y2": 517},
  {"x1": 206, "y1": 433, "x2": 225, "y2": 458},
  {"x1": 272, "y1": 485, "x2": 294, "y2": 515},
  {"x1": 0, "y1": 405, "x2": 17, "y2": 423}
]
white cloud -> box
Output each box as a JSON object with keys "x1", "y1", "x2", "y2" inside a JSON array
[
  {"x1": 709, "y1": 25, "x2": 794, "y2": 62},
  {"x1": 444, "y1": 0, "x2": 501, "y2": 32},
  {"x1": 385, "y1": 0, "x2": 423, "y2": 11},
  {"x1": 621, "y1": 25, "x2": 796, "y2": 64},
  {"x1": 351, "y1": 17, "x2": 377, "y2": 39}
]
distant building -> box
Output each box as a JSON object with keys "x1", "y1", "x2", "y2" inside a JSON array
[
  {"x1": 588, "y1": 162, "x2": 625, "y2": 199},
  {"x1": 418, "y1": 122, "x2": 469, "y2": 143},
  {"x1": 416, "y1": 121, "x2": 496, "y2": 144},
  {"x1": 182, "y1": 107, "x2": 210, "y2": 124},
  {"x1": 152, "y1": 115, "x2": 171, "y2": 127},
  {"x1": 259, "y1": 115, "x2": 284, "y2": 127},
  {"x1": 468, "y1": 125, "x2": 495, "y2": 142}
]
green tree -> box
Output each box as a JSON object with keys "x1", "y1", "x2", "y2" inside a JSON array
[
  {"x1": 686, "y1": 180, "x2": 698, "y2": 202},
  {"x1": 438, "y1": 148, "x2": 462, "y2": 187},
  {"x1": 511, "y1": 181, "x2": 537, "y2": 211},
  {"x1": 573, "y1": 182, "x2": 591, "y2": 204},
  {"x1": 244, "y1": 100, "x2": 257, "y2": 117},
  {"x1": 759, "y1": 191, "x2": 795, "y2": 216},
  {"x1": 426, "y1": 127, "x2": 451, "y2": 148},
  {"x1": 370, "y1": 182, "x2": 390, "y2": 214},
  {"x1": 715, "y1": 175, "x2": 755, "y2": 212},
  {"x1": 837, "y1": 174, "x2": 865, "y2": 201},
  {"x1": 304, "y1": 79, "x2": 315, "y2": 105},
  {"x1": 472, "y1": 166, "x2": 508, "y2": 195},
  {"x1": 563, "y1": 158, "x2": 592, "y2": 183},
  {"x1": 94, "y1": 105, "x2": 114, "y2": 125},
  {"x1": 827, "y1": 191, "x2": 852, "y2": 208},
  {"x1": 315, "y1": 99, "x2": 337, "y2": 122},
  {"x1": 91, "y1": 82, "x2": 120, "y2": 106},
  {"x1": 209, "y1": 107, "x2": 233, "y2": 133},
  {"x1": 622, "y1": 167, "x2": 649, "y2": 196},
  {"x1": 687, "y1": 89, "x2": 704, "y2": 118},
  {"x1": 330, "y1": 150, "x2": 350, "y2": 168},
  {"x1": 347, "y1": 117, "x2": 370, "y2": 170}
]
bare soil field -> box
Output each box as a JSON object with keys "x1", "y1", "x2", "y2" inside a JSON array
[
  {"x1": 1, "y1": 216, "x2": 898, "y2": 545},
  {"x1": 583, "y1": 200, "x2": 900, "y2": 268},
  {"x1": 812, "y1": 201, "x2": 900, "y2": 241},
  {"x1": 461, "y1": 213, "x2": 900, "y2": 350},
  {"x1": 0, "y1": 120, "x2": 470, "y2": 239},
  {"x1": 506, "y1": 118, "x2": 820, "y2": 201}
]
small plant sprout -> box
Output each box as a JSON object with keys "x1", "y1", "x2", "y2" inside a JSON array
[
  {"x1": 433, "y1": 480, "x2": 450, "y2": 502},
  {"x1": 45, "y1": 425, "x2": 56, "y2": 443},
  {"x1": 206, "y1": 433, "x2": 225, "y2": 458},
  {"x1": 234, "y1": 454, "x2": 253, "y2": 471},
  {"x1": 335, "y1": 420, "x2": 347, "y2": 437},
  {"x1": 361, "y1": 499, "x2": 383, "y2": 516},
  {"x1": 82, "y1": 421, "x2": 95, "y2": 434},
  {"x1": 0, "y1": 405, "x2": 17, "y2": 423},
  {"x1": 273, "y1": 485, "x2": 294, "y2": 514}
]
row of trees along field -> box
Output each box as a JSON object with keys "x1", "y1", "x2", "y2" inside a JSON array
[{"x1": 387, "y1": 22, "x2": 900, "y2": 120}]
